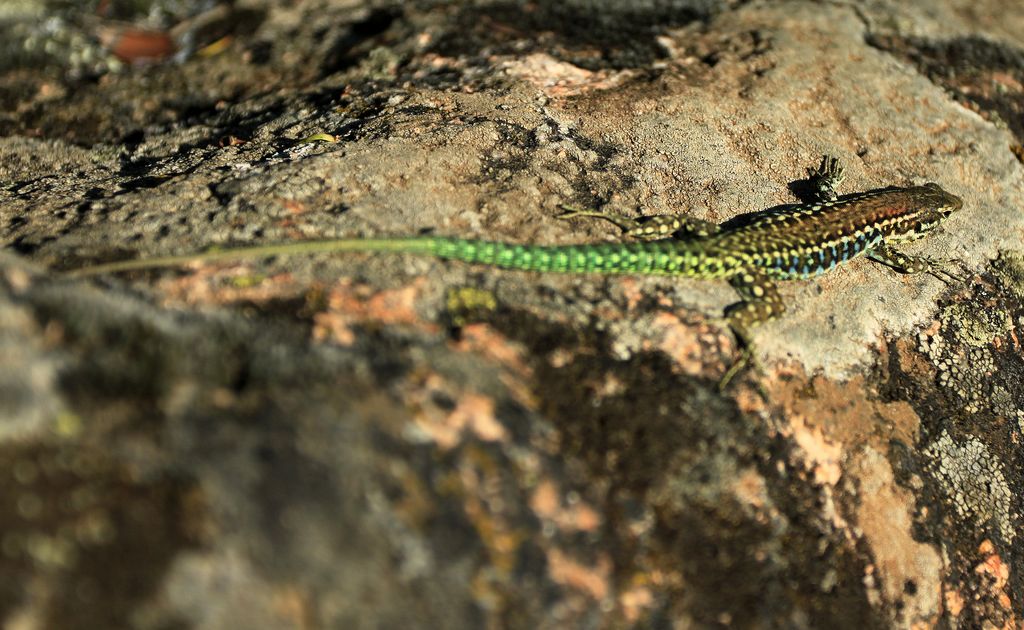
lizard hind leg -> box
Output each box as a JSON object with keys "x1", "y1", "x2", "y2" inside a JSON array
[
  {"x1": 557, "y1": 204, "x2": 720, "y2": 240},
  {"x1": 557, "y1": 205, "x2": 644, "y2": 234},
  {"x1": 719, "y1": 271, "x2": 786, "y2": 390}
]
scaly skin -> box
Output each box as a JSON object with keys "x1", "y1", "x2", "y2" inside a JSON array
[{"x1": 67, "y1": 157, "x2": 965, "y2": 389}]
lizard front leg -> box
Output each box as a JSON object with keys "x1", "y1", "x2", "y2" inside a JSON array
[
  {"x1": 867, "y1": 243, "x2": 963, "y2": 284},
  {"x1": 558, "y1": 205, "x2": 720, "y2": 240},
  {"x1": 807, "y1": 155, "x2": 846, "y2": 202},
  {"x1": 719, "y1": 270, "x2": 785, "y2": 390}
]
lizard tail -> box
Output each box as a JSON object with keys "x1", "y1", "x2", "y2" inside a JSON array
[
  {"x1": 66, "y1": 237, "x2": 441, "y2": 277},
  {"x1": 67, "y1": 236, "x2": 705, "y2": 277},
  {"x1": 426, "y1": 238, "x2": 695, "y2": 274}
]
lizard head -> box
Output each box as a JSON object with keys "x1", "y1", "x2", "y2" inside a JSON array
[
  {"x1": 918, "y1": 182, "x2": 963, "y2": 220},
  {"x1": 921, "y1": 182, "x2": 963, "y2": 217},
  {"x1": 888, "y1": 183, "x2": 963, "y2": 243}
]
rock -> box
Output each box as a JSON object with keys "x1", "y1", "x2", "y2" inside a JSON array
[{"x1": 1, "y1": 1, "x2": 1022, "y2": 627}]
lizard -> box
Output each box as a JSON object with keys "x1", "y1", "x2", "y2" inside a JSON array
[{"x1": 65, "y1": 156, "x2": 965, "y2": 389}]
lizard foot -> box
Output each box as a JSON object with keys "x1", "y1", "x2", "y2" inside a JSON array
[{"x1": 808, "y1": 155, "x2": 847, "y2": 202}]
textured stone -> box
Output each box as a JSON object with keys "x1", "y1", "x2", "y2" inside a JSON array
[{"x1": 1, "y1": 0, "x2": 1022, "y2": 627}]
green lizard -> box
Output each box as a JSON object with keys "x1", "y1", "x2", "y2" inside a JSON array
[{"x1": 67, "y1": 156, "x2": 964, "y2": 388}]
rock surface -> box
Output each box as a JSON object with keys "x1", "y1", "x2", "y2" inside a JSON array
[{"x1": 1, "y1": 0, "x2": 1022, "y2": 627}]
